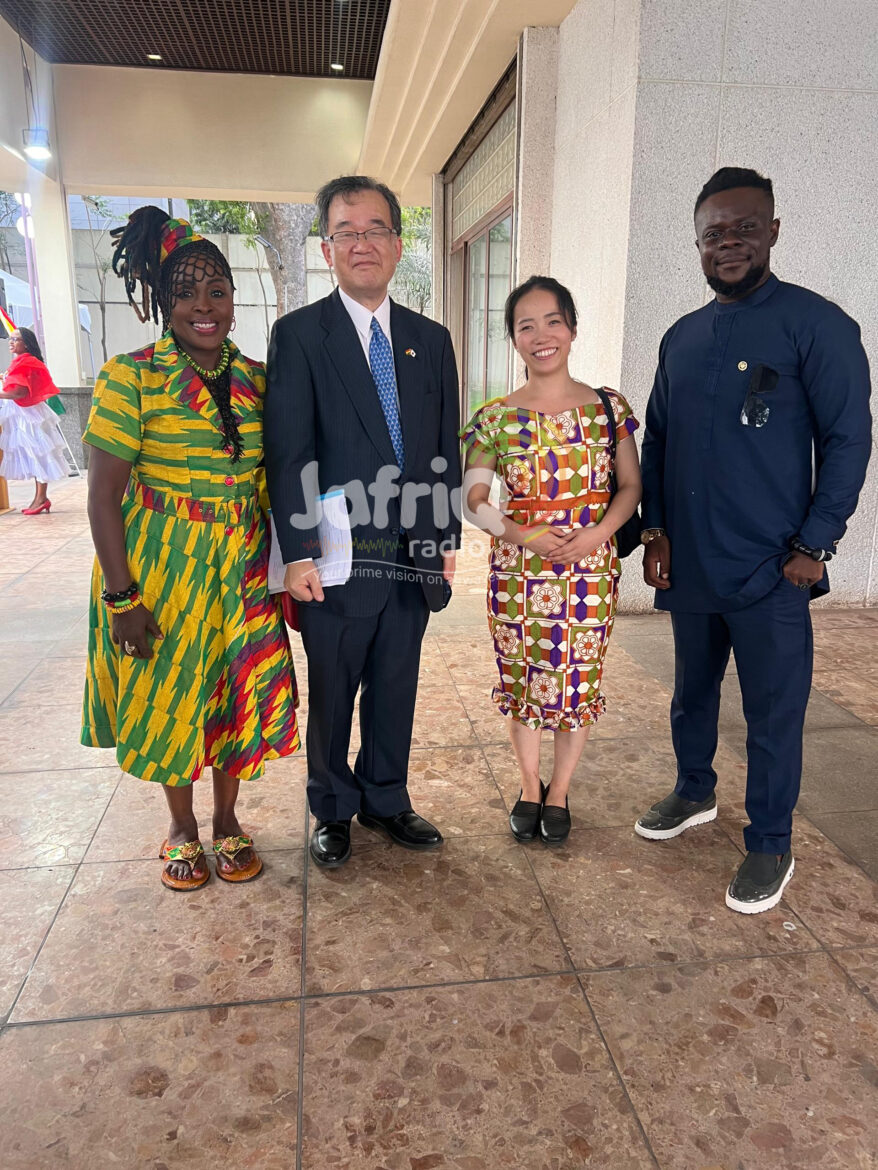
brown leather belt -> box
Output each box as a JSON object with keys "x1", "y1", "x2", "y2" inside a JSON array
[{"x1": 506, "y1": 492, "x2": 611, "y2": 512}]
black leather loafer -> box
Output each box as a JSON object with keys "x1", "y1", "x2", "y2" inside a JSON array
[
  {"x1": 540, "y1": 789, "x2": 571, "y2": 846},
  {"x1": 357, "y1": 810, "x2": 443, "y2": 850},
  {"x1": 309, "y1": 820, "x2": 352, "y2": 868},
  {"x1": 509, "y1": 781, "x2": 547, "y2": 841}
]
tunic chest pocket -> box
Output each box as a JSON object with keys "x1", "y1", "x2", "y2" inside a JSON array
[{"x1": 740, "y1": 361, "x2": 797, "y2": 428}]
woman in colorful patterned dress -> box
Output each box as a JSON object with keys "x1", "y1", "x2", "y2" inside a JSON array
[
  {"x1": 462, "y1": 276, "x2": 641, "y2": 845},
  {"x1": 82, "y1": 207, "x2": 299, "y2": 890}
]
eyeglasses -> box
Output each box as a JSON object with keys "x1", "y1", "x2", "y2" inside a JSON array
[
  {"x1": 741, "y1": 364, "x2": 779, "y2": 427},
  {"x1": 325, "y1": 227, "x2": 397, "y2": 247}
]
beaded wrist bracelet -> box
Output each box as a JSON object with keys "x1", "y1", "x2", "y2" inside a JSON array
[
  {"x1": 101, "y1": 582, "x2": 141, "y2": 613},
  {"x1": 106, "y1": 592, "x2": 142, "y2": 614}
]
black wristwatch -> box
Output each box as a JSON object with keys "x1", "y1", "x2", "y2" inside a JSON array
[{"x1": 789, "y1": 537, "x2": 834, "y2": 563}]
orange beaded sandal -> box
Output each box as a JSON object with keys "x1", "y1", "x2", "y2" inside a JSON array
[
  {"x1": 159, "y1": 840, "x2": 210, "y2": 892},
  {"x1": 212, "y1": 834, "x2": 263, "y2": 883}
]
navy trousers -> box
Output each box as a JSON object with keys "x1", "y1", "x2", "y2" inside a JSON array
[
  {"x1": 297, "y1": 546, "x2": 430, "y2": 823},
  {"x1": 670, "y1": 577, "x2": 813, "y2": 854}
]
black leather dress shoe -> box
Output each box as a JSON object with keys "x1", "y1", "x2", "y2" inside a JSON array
[
  {"x1": 509, "y1": 781, "x2": 547, "y2": 841},
  {"x1": 540, "y1": 788, "x2": 571, "y2": 846},
  {"x1": 309, "y1": 820, "x2": 352, "y2": 868},
  {"x1": 356, "y1": 810, "x2": 443, "y2": 850}
]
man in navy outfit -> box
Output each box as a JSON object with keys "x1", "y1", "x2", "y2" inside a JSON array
[{"x1": 636, "y1": 167, "x2": 872, "y2": 913}]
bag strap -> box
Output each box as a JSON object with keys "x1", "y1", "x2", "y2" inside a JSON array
[{"x1": 594, "y1": 386, "x2": 618, "y2": 460}]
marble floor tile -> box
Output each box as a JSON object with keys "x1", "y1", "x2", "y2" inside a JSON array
[
  {"x1": 812, "y1": 669, "x2": 878, "y2": 725},
  {"x1": 811, "y1": 606, "x2": 878, "y2": 629},
  {"x1": 0, "y1": 1002, "x2": 299, "y2": 1169},
  {"x1": 528, "y1": 825, "x2": 817, "y2": 971},
  {"x1": 812, "y1": 627, "x2": 878, "y2": 671},
  {"x1": 86, "y1": 761, "x2": 307, "y2": 862},
  {"x1": 831, "y1": 946, "x2": 878, "y2": 1004},
  {"x1": 0, "y1": 659, "x2": 39, "y2": 706},
  {"x1": 484, "y1": 736, "x2": 747, "y2": 829},
  {"x1": 454, "y1": 683, "x2": 510, "y2": 745},
  {"x1": 302, "y1": 975, "x2": 654, "y2": 1170},
  {"x1": 410, "y1": 683, "x2": 477, "y2": 748},
  {"x1": 415, "y1": 636, "x2": 456, "y2": 686},
  {"x1": 805, "y1": 809, "x2": 878, "y2": 881},
  {"x1": 12, "y1": 850, "x2": 304, "y2": 1021},
  {"x1": 305, "y1": 836, "x2": 570, "y2": 993},
  {"x1": 0, "y1": 702, "x2": 115, "y2": 773},
  {"x1": 780, "y1": 816, "x2": 878, "y2": 950},
  {"x1": 2, "y1": 656, "x2": 87, "y2": 709},
  {"x1": 0, "y1": 866, "x2": 74, "y2": 1021},
  {"x1": 433, "y1": 631, "x2": 500, "y2": 690},
  {"x1": 583, "y1": 953, "x2": 878, "y2": 1169},
  {"x1": 0, "y1": 606, "x2": 83, "y2": 644},
  {"x1": 403, "y1": 746, "x2": 506, "y2": 836},
  {"x1": 0, "y1": 767, "x2": 120, "y2": 867}
]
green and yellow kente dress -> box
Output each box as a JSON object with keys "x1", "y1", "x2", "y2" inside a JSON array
[{"x1": 81, "y1": 332, "x2": 299, "y2": 786}]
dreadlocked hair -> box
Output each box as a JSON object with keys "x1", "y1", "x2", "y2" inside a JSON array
[
  {"x1": 209, "y1": 366, "x2": 245, "y2": 463},
  {"x1": 110, "y1": 205, "x2": 170, "y2": 324}
]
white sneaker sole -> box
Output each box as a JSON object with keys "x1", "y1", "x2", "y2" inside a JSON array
[
  {"x1": 634, "y1": 804, "x2": 718, "y2": 841},
  {"x1": 725, "y1": 858, "x2": 795, "y2": 915}
]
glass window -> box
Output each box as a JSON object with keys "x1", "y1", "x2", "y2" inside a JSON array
[
  {"x1": 463, "y1": 211, "x2": 513, "y2": 416},
  {"x1": 466, "y1": 234, "x2": 486, "y2": 415},
  {"x1": 485, "y1": 215, "x2": 512, "y2": 400}
]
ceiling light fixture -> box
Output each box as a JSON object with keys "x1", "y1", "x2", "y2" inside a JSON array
[
  {"x1": 330, "y1": 62, "x2": 344, "y2": 72},
  {"x1": 22, "y1": 127, "x2": 51, "y2": 161},
  {"x1": 147, "y1": 53, "x2": 162, "y2": 61}
]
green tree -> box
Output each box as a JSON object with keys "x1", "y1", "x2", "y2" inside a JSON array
[
  {"x1": 189, "y1": 199, "x2": 316, "y2": 328},
  {"x1": 392, "y1": 206, "x2": 432, "y2": 314},
  {"x1": 0, "y1": 191, "x2": 20, "y2": 275}
]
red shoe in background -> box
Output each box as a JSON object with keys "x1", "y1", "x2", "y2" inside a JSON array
[{"x1": 21, "y1": 499, "x2": 51, "y2": 515}]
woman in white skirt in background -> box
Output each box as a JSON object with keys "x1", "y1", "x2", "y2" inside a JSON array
[{"x1": 0, "y1": 327, "x2": 69, "y2": 514}]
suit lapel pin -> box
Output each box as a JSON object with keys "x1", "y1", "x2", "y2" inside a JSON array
[{"x1": 405, "y1": 348, "x2": 416, "y2": 358}]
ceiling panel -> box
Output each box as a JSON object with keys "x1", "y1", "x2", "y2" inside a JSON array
[{"x1": 0, "y1": 0, "x2": 391, "y2": 79}]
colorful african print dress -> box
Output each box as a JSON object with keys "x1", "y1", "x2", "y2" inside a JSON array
[
  {"x1": 461, "y1": 391, "x2": 639, "y2": 731},
  {"x1": 81, "y1": 332, "x2": 300, "y2": 785}
]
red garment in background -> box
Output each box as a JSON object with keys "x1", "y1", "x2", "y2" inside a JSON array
[{"x1": 3, "y1": 353, "x2": 60, "y2": 407}]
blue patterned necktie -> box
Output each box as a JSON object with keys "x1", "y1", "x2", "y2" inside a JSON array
[{"x1": 369, "y1": 317, "x2": 405, "y2": 473}]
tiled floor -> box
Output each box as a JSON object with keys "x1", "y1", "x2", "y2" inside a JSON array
[{"x1": 1, "y1": 477, "x2": 877, "y2": 1169}]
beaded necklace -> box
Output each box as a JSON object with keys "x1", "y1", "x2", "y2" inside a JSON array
[{"x1": 180, "y1": 339, "x2": 232, "y2": 382}]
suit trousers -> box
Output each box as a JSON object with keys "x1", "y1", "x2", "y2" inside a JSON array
[
  {"x1": 297, "y1": 544, "x2": 430, "y2": 822},
  {"x1": 670, "y1": 577, "x2": 813, "y2": 854}
]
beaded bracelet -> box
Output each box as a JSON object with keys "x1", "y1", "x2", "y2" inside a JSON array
[
  {"x1": 107, "y1": 593, "x2": 142, "y2": 615},
  {"x1": 101, "y1": 581, "x2": 139, "y2": 605}
]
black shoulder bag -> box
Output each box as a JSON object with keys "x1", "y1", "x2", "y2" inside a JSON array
[{"x1": 594, "y1": 387, "x2": 641, "y2": 559}]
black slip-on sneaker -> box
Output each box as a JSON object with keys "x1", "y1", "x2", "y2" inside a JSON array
[
  {"x1": 725, "y1": 850, "x2": 794, "y2": 914},
  {"x1": 634, "y1": 791, "x2": 717, "y2": 840}
]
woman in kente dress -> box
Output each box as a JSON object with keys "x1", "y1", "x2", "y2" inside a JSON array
[
  {"x1": 81, "y1": 207, "x2": 299, "y2": 890},
  {"x1": 462, "y1": 276, "x2": 641, "y2": 845}
]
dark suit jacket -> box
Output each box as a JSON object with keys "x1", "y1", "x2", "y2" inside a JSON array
[{"x1": 264, "y1": 289, "x2": 462, "y2": 616}]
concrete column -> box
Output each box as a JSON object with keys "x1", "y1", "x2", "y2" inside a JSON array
[
  {"x1": 29, "y1": 176, "x2": 82, "y2": 386},
  {"x1": 514, "y1": 27, "x2": 559, "y2": 285},
  {"x1": 430, "y1": 172, "x2": 446, "y2": 325}
]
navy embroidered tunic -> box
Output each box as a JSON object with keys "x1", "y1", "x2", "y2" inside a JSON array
[{"x1": 640, "y1": 275, "x2": 872, "y2": 613}]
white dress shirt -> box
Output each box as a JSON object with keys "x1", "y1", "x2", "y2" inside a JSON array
[{"x1": 338, "y1": 286, "x2": 393, "y2": 362}]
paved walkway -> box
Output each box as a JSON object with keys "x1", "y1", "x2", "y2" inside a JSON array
[{"x1": 1, "y1": 477, "x2": 876, "y2": 1169}]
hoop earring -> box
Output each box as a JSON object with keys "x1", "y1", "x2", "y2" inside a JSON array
[{"x1": 230, "y1": 316, "x2": 237, "y2": 333}]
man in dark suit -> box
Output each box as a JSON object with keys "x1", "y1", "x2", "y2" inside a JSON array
[{"x1": 264, "y1": 175, "x2": 461, "y2": 868}]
